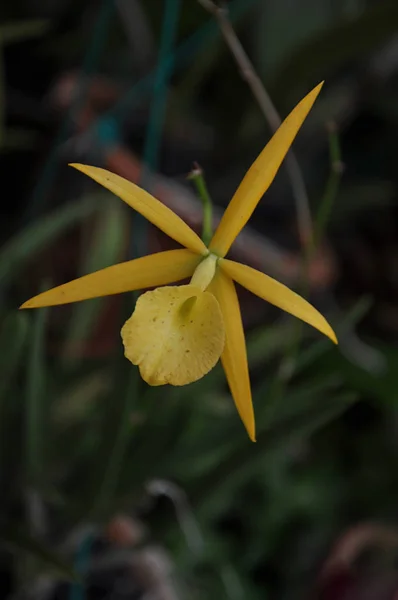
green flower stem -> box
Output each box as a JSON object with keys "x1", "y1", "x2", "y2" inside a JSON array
[{"x1": 188, "y1": 163, "x2": 213, "y2": 246}]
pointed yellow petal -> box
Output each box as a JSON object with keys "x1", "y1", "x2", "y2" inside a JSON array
[
  {"x1": 121, "y1": 284, "x2": 225, "y2": 386},
  {"x1": 209, "y1": 270, "x2": 256, "y2": 442},
  {"x1": 209, "y1": 83, "x2": 324, "y2": 257},
  {"x1": 221, "y1": 259, "x2": 337, "y2": 344},
  {"x1": 20, "y1": 249, "x2": 200, "y2": 308},
  {"x1": 70, "y1": 164, "x2": 208, "y2": 256}
]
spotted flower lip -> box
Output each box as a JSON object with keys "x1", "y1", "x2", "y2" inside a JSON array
[{"x1": 20, "y1": 82, "x2": 337, "y2": 442}]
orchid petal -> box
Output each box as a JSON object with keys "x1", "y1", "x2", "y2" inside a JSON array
[
  {"x1": 209, "y1": 270, "x2": 255, "y2": 442},
  {"x1": 209, "y1": 83, "x2": 323, "y2": 257},
  {"x1": 221, "y1": 258, "x2": 337, "y2": 343},
  {"x1": 70, "y1": 164, "x2": 208, "y2": 255},
  {"x1": 20, "y1": 249, "x2": 200, "y2": 308}
]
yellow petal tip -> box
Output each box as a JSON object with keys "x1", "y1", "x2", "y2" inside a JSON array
[
  {"x1": 243, "y1": 411, "x2": 256, "y2": 442},
  {"x1": 68, "y1": 163, "x2": 100, "y2": 177},
  {"x1": 244, "y1": 416, "x2": 256, "y2": 442},
  {"x1": 249, "y1": 429, "x2": 256, "y2": 443},
  {"x1": 322, "y1": 319, "x2": 338, "y2": 345},
  {"x1": 329, "y1": 328, "x2": 338, "y2": 345},
  {"x1": 19, "y1": 298, "x2": 38, "y2": 309},
  {"x1": 19, "y1": 298, "x2": 48, "y2": 310},
  {"x1": 69, "y1": 163, "x2": 87, "y2": 172},
  {"x1": 308, "y1": 318, "x2": 337, "y2": 345},
  {"x1": 305, "y1": 81, "x2": 324, "y2": 104},
  {"x1": 311, "y1": 81, "x2": 324, "y2": 96}
]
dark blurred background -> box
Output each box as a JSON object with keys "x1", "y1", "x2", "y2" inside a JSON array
[{"x1": 2, "y1": 0, "x2": 398, "y2": 599}]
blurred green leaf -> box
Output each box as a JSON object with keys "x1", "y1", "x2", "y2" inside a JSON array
[
  {"x1": 246, "y1": 319, "x2": 296, "y2": 367},
  {"x1": 314, "y1": 122, "x2": 342, "y2": 246},
  {"x1": 25, "y1": 301, "x2": 48, "y2": 484},
  {"x1": 2, "y1": 527, "x2": 78, "y2": 581},
  {"x1": 254, "y1": 0, "x2": 333, "y2": 80},
  {"x1": 0, "y1": 195, "x2": 103, "y2": 286},
  {"x1": 270, "y1": 1, "x2": 398, "y2": 101},
  {"x1": 318, "y1": 342, "x2": 398, "y2": 407},
  {"x1": 62, "y1": 198, "x2": 128, "y2": 366},
  {"x1": 0, "y1": 311, "x2": 29, "y2": 400},
  {"x1": 118, "y1": 391, "x2": 198, "y2": 493},
  {"x1": 0, "y1": 129, "x2": 39, "y2": 152},
  {"x1": 0, "y1": 312, "x2": 30, "y2": 477},
  {"x1": 257, "y1": 373, "x2": 343, "y2": 427},
  {"x1": 0, "y1": 50, "x2": 3, "y2": 148},
  {"x1": 193, "y1": 392, "x2": 356, "y2": 510},
  {"x1": 85, "y1": 365, "x2": 139, "y2": 520},
  {"x1": 52, "y1": 371, "x2": 110, "y2": 427},
  {"x1": 332, "y1": 180, "x2": 396, "y2": 220},
  {"x1": 294, "y1": 295, "x2": 373, "y2": 375},
  {"x1": 0, "y1": 20, "x2": 50, "y2": 45}
]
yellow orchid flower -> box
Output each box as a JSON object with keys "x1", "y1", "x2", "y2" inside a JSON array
[{"x1": 21, "y1": 82, "x2": 337, "y2": 441}]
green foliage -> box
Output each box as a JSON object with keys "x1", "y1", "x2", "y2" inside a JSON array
[
  {"x1": 3, "y1": 527, "x2": 78, "y2": 582},
  {"x1": 0, "y1": 194, "x2": 104, "y2": 285},
  {"x1": 267, "y1": 1, "x2": 398, "y2": 102},
  {"x1": 0, "y1": 20, "x2": 49, "y2": 45}
]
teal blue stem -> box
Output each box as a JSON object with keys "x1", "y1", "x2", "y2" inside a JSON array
[
  {"x1": 27, "y1": 0, "x2": 257, "y2": 222},
  {"x1": 26, "y1": 0, "x2": 114, "y2": 221},
  {"x1": 69, "y1": 532, "x2": 95, "y2": 600},
  {"x1": 141, "y1": 0, "x2": 181, "y2": 189},
  {"x1": 109, "y1": 0, "x2": 257, "y2": 125},
  {"x1": 130, "y1": 0, "x2": 181, "y2": 261}
]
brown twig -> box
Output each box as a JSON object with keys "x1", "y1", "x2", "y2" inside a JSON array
[{"x1": 197, "y1": 0, "x2": 314, "y2": 250}]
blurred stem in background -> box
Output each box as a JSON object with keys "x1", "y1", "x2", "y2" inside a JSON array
[
  {"x1": 0, "y1": 19, "x2": 50, "y2": 150},
  {"x1": 266, "y1": 120, "x2": 344, "y2": 421},
  {"x1": 26, "y1": 0, "x2": 114, "y2": 221},
  {"x1": 132, "y1": 0, "x2": 181, "y2": 256},
  {"x1": 197, "y1": 0, "x2": 314, "y2": 253},
  {"x1": 25, "y1": 299, "x2": 49, "y2": 488},
  {"x1": 141, "y1": 0, "x2": 181, "y2": 188},
  {"x1": 315, "y1": 121, "x2": 344, "y2": 248}
]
